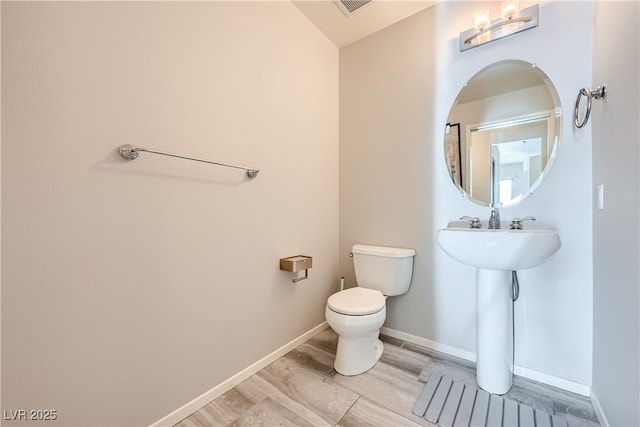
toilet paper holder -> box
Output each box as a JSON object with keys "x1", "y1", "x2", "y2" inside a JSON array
[{"x1": 280, "y1": 255, "x2": 312, "y2": 283}]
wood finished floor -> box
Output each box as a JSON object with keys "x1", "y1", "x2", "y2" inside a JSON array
[{"x1": 175, "y1": 328, "x2": 600, "y2": 427}]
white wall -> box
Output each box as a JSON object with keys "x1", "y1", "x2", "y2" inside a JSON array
[
  {"x1": 591, "y1": 1, "x2": 640, "y2": 425},
  {"x1": 1, "y1": 2, "x2": 338, "y2": 425},
  {"x1": 340, "y1": 1, "x2": 594, "y2": 392}
]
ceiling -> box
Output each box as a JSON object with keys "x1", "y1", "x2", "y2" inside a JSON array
[{"x1": 291, "y1": 0, "x2": 437, "y2": 47}]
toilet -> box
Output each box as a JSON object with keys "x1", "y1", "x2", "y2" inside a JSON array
[{"x1": 325, "y1": 244, "x2": 416, "y2": 376}]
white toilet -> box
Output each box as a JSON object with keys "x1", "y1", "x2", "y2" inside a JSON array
[{"x1": 325, "y1": 244, "x2": 416, "y2": 376}]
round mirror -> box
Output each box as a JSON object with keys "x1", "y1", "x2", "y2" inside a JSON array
[{"x1": 444, "y1": 60, "x2": 562, "y2": 207}]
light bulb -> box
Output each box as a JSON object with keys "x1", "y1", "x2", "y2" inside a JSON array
[
  {"x1": 501, "y1": 0, "x2": 519, "y2": 20},
  {"x1": 474, "y1": 9, "x2": 491, "y2": 31}
]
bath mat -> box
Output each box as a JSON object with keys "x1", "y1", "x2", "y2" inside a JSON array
[{"x1": 412, "y1": 375, "x2": 569, "y2": 427}]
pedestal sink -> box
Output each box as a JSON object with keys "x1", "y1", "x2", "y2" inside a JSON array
[{"x1": 436, "y1": 225, "x2": 561, "y2": 394}]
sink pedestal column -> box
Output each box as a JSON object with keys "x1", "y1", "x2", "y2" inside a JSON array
[{"x1": 476, "y1": 269, "x2": 513, "y2": 395}]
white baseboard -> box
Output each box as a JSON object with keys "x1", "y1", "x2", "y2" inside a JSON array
[
  {"x1": 590, "y1": 389, "x2": 610, "y2": 427},
  {"x1": 150, "y1": 322, "x2": 329, "y2": 427},
  {"x1": 380, "y1": 326, "x2": 591, "y2": 397},
  {"x1": 513, "y1": 365, "x2": 590, "y2": 396},
  {"x1": 380, "y1": 327, "x2": 477, "y2": 363}
]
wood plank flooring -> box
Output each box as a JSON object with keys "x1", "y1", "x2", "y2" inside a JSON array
[{"x1": 175, "y1": 328, "x2": 599, "y2": 427}]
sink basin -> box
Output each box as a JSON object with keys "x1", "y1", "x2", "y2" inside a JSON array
[{"x1": 437, "y1": 227, "x2": 561, "y2": 270}]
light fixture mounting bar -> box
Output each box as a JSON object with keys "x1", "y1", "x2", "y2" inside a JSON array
[{"x1": 460, "y1": 4, "x2": 539, "y2": 52}]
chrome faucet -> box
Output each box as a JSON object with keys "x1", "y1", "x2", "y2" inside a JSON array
[{"x1": 488, "y1": 209, "x2": 500, "y2": 229}]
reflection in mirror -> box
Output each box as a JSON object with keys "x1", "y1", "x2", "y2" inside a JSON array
[{"x1": 445, "y1": 60, "x2": 562, "y2": 207}]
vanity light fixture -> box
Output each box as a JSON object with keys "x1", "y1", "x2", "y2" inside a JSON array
[{"x1": 460, "y1": 2, "x2": 538, "y2": 52}]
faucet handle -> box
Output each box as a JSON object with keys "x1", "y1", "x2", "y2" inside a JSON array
[
  {"x1": 509, "y1": 216, "x2": 536, "y2": 230},
  {"x1": 460, "y1": 216, "x2": 481, "y2": 229}
]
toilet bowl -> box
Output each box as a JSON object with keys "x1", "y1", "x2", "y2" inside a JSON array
[
  {"x1": 325, "y1": 244, "x2": 415, "y2": 376},
  {"x1": 326, "y1": 287, "x2": 386, "y2": 375}
]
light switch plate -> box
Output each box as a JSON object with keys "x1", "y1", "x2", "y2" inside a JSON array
[{"x1": 597, "y1": 184, "x2": 604, "y2": 210}]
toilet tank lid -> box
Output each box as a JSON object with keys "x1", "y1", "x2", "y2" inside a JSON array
[{"x1": 352, "y1": 244, "x2": 416, "y2": 258}]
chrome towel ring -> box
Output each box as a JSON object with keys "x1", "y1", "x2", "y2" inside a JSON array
[{"x1": 574, "y1": 85, "x2": 606, "y2": 128}]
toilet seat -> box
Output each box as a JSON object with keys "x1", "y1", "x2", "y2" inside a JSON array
[{"x1": 327, "y1": 287, "x2": 385, "y2": 316}]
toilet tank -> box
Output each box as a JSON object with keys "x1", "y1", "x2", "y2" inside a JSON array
[{"x1": 352, "y1": 244, "x2": 416, "y2": 296}]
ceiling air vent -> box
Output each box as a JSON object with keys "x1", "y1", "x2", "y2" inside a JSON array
[{"x1": 335, "y1": 0, "x2": 373, "y2": 16}]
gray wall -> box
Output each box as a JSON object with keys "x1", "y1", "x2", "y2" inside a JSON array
[
  {"x1": 592, "y1": 1, "x2": 640, "y2": 426},
  {"x1": 340, "y1": 1, "x2": 595, "y2": 393},
  {"x1": 1, "y1": 2, "x2": 339, "y2": 425}
]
